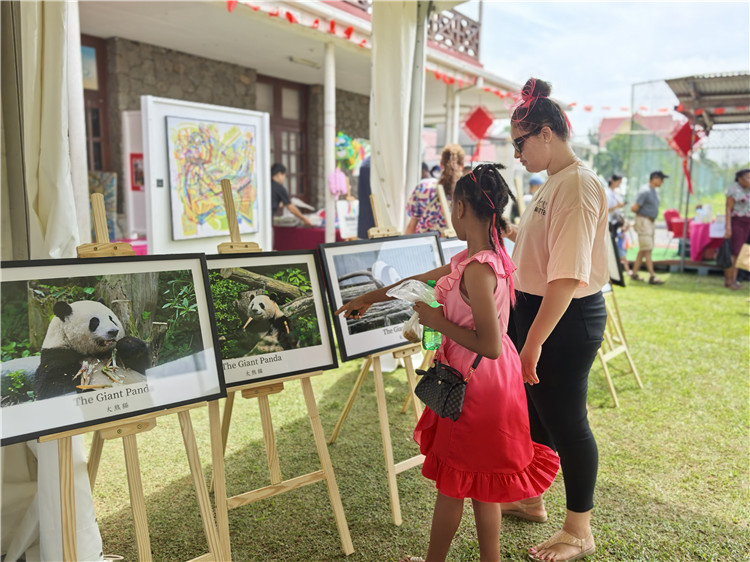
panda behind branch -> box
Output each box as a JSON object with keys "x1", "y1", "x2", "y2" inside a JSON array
[
  {"x1": 241, "y1": 294, "x2": 298, "y2": 354},
  {"x1": 34, "y1": 300, "x2": 150, "y2": 400}
]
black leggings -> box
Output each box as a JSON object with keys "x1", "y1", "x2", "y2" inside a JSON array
[{"x1": 509, "y1": 290, "x2": 606, "y2": 513}]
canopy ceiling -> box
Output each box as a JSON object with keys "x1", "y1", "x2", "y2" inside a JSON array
[{"x1": 665, "y1": 71, "x2": 750, "y2": 131}]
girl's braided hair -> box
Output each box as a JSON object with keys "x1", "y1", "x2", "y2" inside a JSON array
[{"x1": 453, "y1": 163, "x2": 516, "y2": 252}]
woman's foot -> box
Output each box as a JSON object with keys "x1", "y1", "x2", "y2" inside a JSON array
[
  {"x1": 725, "y1": 281, "x2": 742, "y2": 290},
  {"x1": 501, "y1": 496, "x2": 548, "y2": 523},
  {"x1": 399, "y1": 557, "x2": 425, "y2": 562},
  {"x1": 528, "y1": 528, "x2": 595, "y2": 561}
]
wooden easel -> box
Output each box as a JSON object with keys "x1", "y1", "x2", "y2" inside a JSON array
[
  {"x1": 213, "y1": 180, "x2": 354, "y2": 555},
  {"x1": 596, "y1": 287, "x2": 643, "y2": 407},
  {"x1": 51, "y1": 193, "x2": 230, "y2": 561},
  {"x1": 327, "y1": 194, "x2": 426, "y2": 526}
]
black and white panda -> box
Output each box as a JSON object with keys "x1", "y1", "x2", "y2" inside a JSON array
[
  {"x1": 241, "y1": 294, "x2": 297, "y2": 353},
  {"x1": 34, "y1": 300, "x2": 150, "y2": 400}
]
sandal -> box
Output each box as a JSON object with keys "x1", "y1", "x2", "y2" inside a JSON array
[
  {"x1": 648, "y1": 275, "x2": 665, "y2": 285},
  {"x1": 629, "y1": 272, "x2": 643, "y2": 281},
  {"x1": 400, "y1": 557, "x2": 425, "y2": 562},
  {"x1": 725, "y1": 281, "x2": 742, "y2": 290},
  {"x1": 502, "y1": 497, "x2": 548, "y2": 523},
  {"x1": 528, "y1": 528, "x2": 595, "y2": 561}
]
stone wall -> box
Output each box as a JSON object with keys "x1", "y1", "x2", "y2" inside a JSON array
[
  {"x1": 106, "y1": 37, "x2": 369, "y2": 216},
  {"x1": 307, "y1": 86, "x2": 370, "y2": 208},
  {"x1": 106, "y1": 37, "x2": 256, "y2": 215}
]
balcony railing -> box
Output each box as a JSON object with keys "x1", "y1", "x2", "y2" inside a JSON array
[{"x1": 341, "y1": 1, "x2": 480, "y2": 61}]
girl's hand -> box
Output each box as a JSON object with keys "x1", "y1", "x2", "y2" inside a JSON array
[
  {"x1": 519, "y1": 342, "x2": 541, "y2": 385},
  {"x1": 335, "y1": 295, "x2": 373, "y2": 319},
  {"x1": 412, "y1": 301, "x2": 444, "y2": 330}
]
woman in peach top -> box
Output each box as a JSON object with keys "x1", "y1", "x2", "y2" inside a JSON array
[{"x1": 503, "y1": 78, "x2": 608, "y2": 562}]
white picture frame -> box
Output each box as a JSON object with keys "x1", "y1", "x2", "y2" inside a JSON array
[
  {"x1": 141, "y1": 96, "x2": 272, "y2": 255},
  {"x1": 206, "y1": 250, "x2": 337, "y2": 386}
]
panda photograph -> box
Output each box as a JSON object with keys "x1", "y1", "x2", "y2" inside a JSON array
[
  {"x1": 207, "y1": 257, "x2": 324, "y2": 359},
  {"x1": 0, "y1": 269, "x2": 206, "y2": 407}
]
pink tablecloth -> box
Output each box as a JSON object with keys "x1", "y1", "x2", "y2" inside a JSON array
[
  {"x1": 272, "y1": 226, "x2": 343, "y2": 251},
  {"x1": 689, "y1": 222, "x2": 723, "y2": 261}
]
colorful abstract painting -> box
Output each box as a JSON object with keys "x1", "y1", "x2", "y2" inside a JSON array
[{"x1": 166, "y1": 116, "x2": 258, "y2": 240}]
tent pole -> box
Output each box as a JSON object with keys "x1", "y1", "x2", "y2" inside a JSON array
[
  {"x1": 324, "y1": 42, "x2": 336, "y2": 243},
  {"x1": 679, "y1": 81, "x2": 698, "y2": 272}
]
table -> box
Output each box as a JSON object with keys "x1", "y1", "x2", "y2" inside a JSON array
[
  {"x1": 689, "y1": 222, "x2": 723, "y2": 262},
  {"x1": 272, "y1": 225, "x2": 343, "y2": 251}
]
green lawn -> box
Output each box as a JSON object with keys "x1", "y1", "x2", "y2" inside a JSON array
[{"x1": 89, "y1": 272, "x2": 749, "y2": 561}]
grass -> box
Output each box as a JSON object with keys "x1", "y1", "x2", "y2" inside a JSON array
[{"x1": 88, "y1": 271, "x2": 749, "y2": 561}]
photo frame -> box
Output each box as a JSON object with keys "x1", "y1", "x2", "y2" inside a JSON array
[
  {"x1": 439, "y1": 237, "x2": 467, "y2": 264},
  {"x1": 320, "y1": 234, "x2": 442, "y2": 362},
  {"x1": 130, "y1": 152, "x2": 144, "y2": 192},
  {"x1": 141, "y1": 96, "x2": 272, "y2": 255},
  {"x1": 206, "y1": 250, "x2": 337, "y2": 386},
  {"x1": 0, "y1": 255, "x2": 225, "y2": 445},
  {"x1": 608, "y1": 231, "x2": 625, "y2": 287}
]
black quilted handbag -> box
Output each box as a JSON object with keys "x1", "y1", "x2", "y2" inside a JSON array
[{"x1": 414, "y1": 355, "x2": 482, "y2": 422}]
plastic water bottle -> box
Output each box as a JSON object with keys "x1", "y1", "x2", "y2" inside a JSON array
[{"x1": 422, "y1": 280, "x2": 442, "y2": 350}]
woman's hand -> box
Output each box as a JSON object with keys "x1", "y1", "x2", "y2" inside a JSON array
[
  {"x1": 519, "y1": 342, "x2": 541, "y2": 385},
  {"x1": 412, "y1": 301, "x2": 444, "y2": 330},
  {"x1": 334, "y1": 295, "x2": 373, "y2": 319},
  {"x1": 725, "y1": 226, "x2": 732, "y2": 239}
]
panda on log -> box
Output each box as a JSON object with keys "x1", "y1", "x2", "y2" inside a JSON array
[{"x1": 34, "y1": 300, "x2": 150, "y2": 400}]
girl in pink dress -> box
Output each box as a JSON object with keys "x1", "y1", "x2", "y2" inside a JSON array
[{"x1": 336, "y1": 164, "x2": 559, "y2": 562}]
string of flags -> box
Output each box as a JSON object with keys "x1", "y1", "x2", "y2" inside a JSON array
[
  {"x1": 226, "y1": 1, "x2": 368, "y2": 48},
  {"x1": 227, "y1": 2, "x2": 747, "y2": 117}
]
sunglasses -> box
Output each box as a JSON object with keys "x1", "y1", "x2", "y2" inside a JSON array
[{"x1": 511, "y1": 127, "x2": 542, "y2": 153}]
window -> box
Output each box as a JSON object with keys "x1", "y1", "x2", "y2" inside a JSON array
[
  {"x1": 257, "y1": 76, "x2": 309, "y2": 202},
  {"x1": 81, "y1": 35, "x2": 111, "y2": 172}
]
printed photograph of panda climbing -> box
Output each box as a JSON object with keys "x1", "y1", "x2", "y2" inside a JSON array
[
  {"x1": 320, "y1": 233, "x2": 442, "y2": 362},
  {"x1": 206, "y1": 250, "x2": 337, "y2": 387},
  {"x1": 0, "y1": 255, "x2": 224, "y2": 445}
]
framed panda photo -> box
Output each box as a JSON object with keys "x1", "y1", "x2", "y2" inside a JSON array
[
  {"x1": 320, "y1": 233, "x2": 442, "y2": 362},
  {"x1": 0, "y1": 255, "x2": 225, "y2": 445},
  {"x1": 205, "y1": 250, "x2": 337, "y2": 387}
]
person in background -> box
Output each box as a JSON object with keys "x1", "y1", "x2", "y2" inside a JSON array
[
  {"x1": 723, "y1": 168, "x2": 750, "y2": 290},
  {"x1": 405, "y1": 144, "x2": 466, "y2": 234},
  {"x1": 605, "y1": 174, "x2": 633, "y2": 277},
  {"x1": 629, "y1": 171, "x2": 667, "y2": 285},
  {"x1": 271, "y1": 163, "x2": 312, "y2": 226},
  {"x1": 503, "y1": 77, "x2": 607, "y2": 562},
  {"x1": 337, "y1": 164, "x2": 558, "y2": 562},
  {"x1": 356, "y1": 156, "x2": 374, "y2": 238},
  {"x1": 510, "y1": 174, "x2": 544, "y2": 223}
]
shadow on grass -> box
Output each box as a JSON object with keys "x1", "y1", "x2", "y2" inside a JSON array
[{"x1": 94, "y1": 362, "x2": 436, "y2": 561}]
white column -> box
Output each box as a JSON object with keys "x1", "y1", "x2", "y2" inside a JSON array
[
  {"x1": 404, "y1": 0, "x2": 429, "y2": 230},
  {"x1": 324, "y1": 42, "x2": 336, "y2": 243}
]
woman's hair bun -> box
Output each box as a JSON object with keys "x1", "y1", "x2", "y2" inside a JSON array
[{"x1": 522, "y1": 78, "x2": 551, "y2": 100}]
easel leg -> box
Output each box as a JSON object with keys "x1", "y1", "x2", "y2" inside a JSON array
[
  {"x1": 258, "y1": 395, "x2": 282, "y2": 484},
  {"x1": 399, "y1": 350, "x2": 432, "y2": 415},
  {"x1": 372, "y1": 356, "x2": 402, "y2": 526},
  {"x1": 597, "y1": 351, "x2": 620, "y2": 408},
  {"x1": 300, "y1": 377, "x2": 355, "y2": 555},
  {"x1": 177, "y1": 411, "x2": 223, "y2": 560},
  {"x1": 87, "y1": 430, "x2": 104, "y2": 491},
  {"x1": 122, "y1": 434, "x2": 153, "y2": 561},
  {"x1": 210, "y1": 391, "x2": 235, "y2": 494},
  {"x1": 59, "y1": 436, "x2": 78, "y2": 562},
  {"x1": 328, "y1": 356, "x2": 372, "y2": 445},
  {"x1": 402, "y1": 357, "x2": 423, "y2": 423},
  {"x1": 208, "y1": 400, "x2": 231, "y2": 560}
]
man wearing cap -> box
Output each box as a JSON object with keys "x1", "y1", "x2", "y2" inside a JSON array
[
  {"x1": 509, "y1": 174, "x2": 544, "y2": 223},
  {"x1": 630, "y1": 171, "x2": 667, "y2": 284}
]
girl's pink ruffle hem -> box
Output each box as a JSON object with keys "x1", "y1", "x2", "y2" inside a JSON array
[{"x1": 420, "y1": 442, "x2": 559, "y2": 503}]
